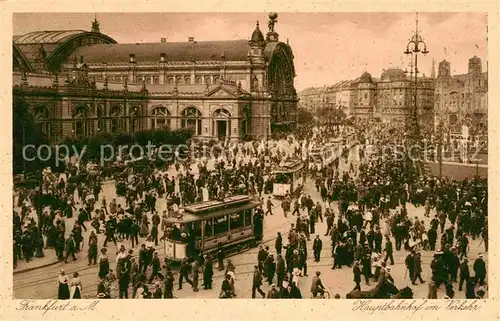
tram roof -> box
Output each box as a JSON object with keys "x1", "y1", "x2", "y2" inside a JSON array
[
  {"x1": 164, "y1": 199, "x2": 261, "y2": 223},
  {"x1": 183, "y1": 195, "x2": 251, "y2": 213},
  {"x1": 272, "y1": 160, "x2": 304, "y2": 173}
]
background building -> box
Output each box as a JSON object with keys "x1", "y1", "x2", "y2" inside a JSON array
[
  {"x1": 434, "y1": 56, "x2": 488, "y2": 134},
  {"x1": 12, "y1": 14, "x2": 298, "y2": 142},
  {"x1": 300, "y1": 68, "x2": 435, "y2": 125}
]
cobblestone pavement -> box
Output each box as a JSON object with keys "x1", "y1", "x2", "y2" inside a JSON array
[{"x1": 13, "y1": 145, "x2": 488, "y2": 299}]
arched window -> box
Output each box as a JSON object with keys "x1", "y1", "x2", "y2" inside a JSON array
[
  {"x1": 168, "y1": 77, "x2": 175, "y2": 85},
  {"x1": 33, "y1": 104, "x2": 51, "y2": 136},
  {"x1": 110, "y1": 104, "x2": 124, "y2": 133},
  {"x1": 130, "y1": 105, "x2": 143, "y2": 132},
  {"x1": 204, "y1": 76, "x2": 211, "y2": 85},
  {"x1": 72, "y1": 104, "x2": 92, "y2": 136},
  {"x1": 195, "y1": 76, "x2": 202, "y2": 85},
  {"x1": 153, "y1": 77, "x2": 159, "y2": 84},
  {"x1": 150, "y1": 106, "x2": 171, "y2": 129},
  {"x1": 96, "y1": 104, "x2": 105, "y2": 132},
  {"x1": 184, "y1": 76, "x2": 191, "y2": 85},
  {"x1": 181, "y1": 107, "x2": 202, "y2": 135}
]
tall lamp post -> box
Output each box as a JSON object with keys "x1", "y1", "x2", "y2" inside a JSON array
[
  {"x1": 438, "y1": 119, "x2": 443, "y2": 178},
  {"x1": 404, "y1": 12, "x2": 429, "y2": 176}
]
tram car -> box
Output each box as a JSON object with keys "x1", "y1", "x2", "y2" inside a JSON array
[
  {"x1": 163, "y1": 195, "x2": 263, "y2": 263},
  {"x1": 272, "y1": 160, "x2": 305, "y2": 197},
  {"x1": 308, "y1": 142, "x2": 339, "y2": 171}
]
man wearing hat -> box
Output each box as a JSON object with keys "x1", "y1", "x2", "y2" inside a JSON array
[
  {"x1": 458, "y1": 258, "x2": 470, "y2": 291},
  {"x1": 431, "y1": 251, "x2": 446, "y2": 288},
  {"x1": 252, "y1": 265, "x2": 265, "y2": 298},
  {"x1": 163, "y1": 266, "x2": 174, "y2": 298},
  {"x1": 178, "y1": 257, "x2": 192, "y2": 290},
  {"x1": 313, "y1": 235, "x2": 323, "y2": 262},
  {"x1": 458, "y1": 233, "x2": 469, "y2": 259},
  {"x1": 473, "y1": 253, "x2": 486, "y2": 286},
  {"x1": 405, "y1": 250, "x2": 415, "y2": 282},
  {"x1": 64, "y1": 233, "x2": 77, "y2": 263},
  {"x1": 411, "y1": 252, "x2": 425, "y2": 285}
]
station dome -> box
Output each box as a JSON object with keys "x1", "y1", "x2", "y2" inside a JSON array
[
  {"x1": 251, "y1": 21, "x2": 265, "y2": 43},
  {"x1": 358, "y1": 71, "x2": 373, "y2": 83}
]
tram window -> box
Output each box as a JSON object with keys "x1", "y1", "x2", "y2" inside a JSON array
[
  {"x1": 214, "y1": 215, "x2": 229, "y2": 235},
  {"x1": 229, "y1": 213, "x2": 244, "y2": 230},
  {"x1": 276, "y1": 173, "x2": 292, "y2": 184},
  {"x1": 204, "y1": 219, "x2": 214, "y2": 237},
  {"x1": 244, "y1": 209, "x2": 252, "y2": 226},
  {"x1": 192, "y1": 221, "x2": 202, "y2": 238}
]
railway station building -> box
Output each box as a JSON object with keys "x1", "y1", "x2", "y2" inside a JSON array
[{"x1": 13, "y1": 14, "x2": 298, "y2": 143}]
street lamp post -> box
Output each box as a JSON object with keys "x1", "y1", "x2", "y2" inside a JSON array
[
  {"x1": 438, "y1": 120, "x2": 443, "y2": 178},
  {"x1": 404, "y1": 12, "x2": 429, "y2": 176}
]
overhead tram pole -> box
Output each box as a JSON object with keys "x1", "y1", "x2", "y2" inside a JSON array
[{"x1": 404, "y1": 12, "x2": 429, "y2": 176}]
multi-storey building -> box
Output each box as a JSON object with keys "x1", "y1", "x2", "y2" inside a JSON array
[
  {"x1": 434, "y1": 56, "x2": 488, "y2": 133},
  {"x1": 12, "y1": 13, "x2": 298, "y2": 142},
  {"x1": 298, "y1": 86, "x2": 326, "y2": 112},
  {"x1": 349, "y1": 68, "x2": 435, "y2": 125}
]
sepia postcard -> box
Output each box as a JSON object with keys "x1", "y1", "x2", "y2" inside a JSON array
[{"x1": 0, "y1": 1, "x2": 498, "y2": 321}]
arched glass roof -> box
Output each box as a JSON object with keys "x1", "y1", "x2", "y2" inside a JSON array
[{"x1": 14, "y1": 30, "x2": 87, "y2": 44}]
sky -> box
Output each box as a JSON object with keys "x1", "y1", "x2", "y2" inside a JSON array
[{"x1": 13, "y1": 12, "x2": 488, "y2": 90}]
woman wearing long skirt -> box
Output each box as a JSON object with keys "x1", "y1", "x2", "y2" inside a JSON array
[
  {"x1": 140, "y1": 216, "x2": 149, "y2": 237},
  {"x1": 70, "y1": 272, "x2": 82, "y2": 299},
  {"x1": 98, "y1": 248, "x2": 109, "y2": 279},
  {"x1": 57, "y1": 270, "x2": 70, "y2": 300}
]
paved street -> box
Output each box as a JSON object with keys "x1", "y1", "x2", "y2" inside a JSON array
[{"x1": 13, "y1": 145, "x2": 488, "y2": 299}]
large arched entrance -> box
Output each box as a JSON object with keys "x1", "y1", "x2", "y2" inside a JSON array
[
  {"x1": 212, "y1": 109, "x2": 231, "y2": 140},
  {"x1": 266, "y1": 43, "x2": 297, "y2": 133}
]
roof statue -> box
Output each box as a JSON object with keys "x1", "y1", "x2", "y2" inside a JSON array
[{"x1": 268, "y1": 12, "x2": 278, "y2": 33}]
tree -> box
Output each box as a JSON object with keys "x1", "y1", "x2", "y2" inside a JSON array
[{"x1": 12, "y1": 95, "x2": 48, "y2": 175}]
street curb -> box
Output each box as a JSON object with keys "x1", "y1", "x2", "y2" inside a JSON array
[{"x1": 14, "y1": 259, "x2": 61, "y2": 275}]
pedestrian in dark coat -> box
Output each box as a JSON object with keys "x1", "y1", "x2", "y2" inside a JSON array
[
  {"x1": 383, "y1": 236, "x2": 394, "y2": 265},
  {"x1": 405, "y1": 251, "x2": 415, "y2": 281},
  {"x1": 203, "y1": 257, "x2": 214, "y2": 290},
  {"x1": 275, "y1": 232, "x2": 282, "y2": 254},
  {"x1": 449, "y1": 251, "x2": 460, "y2": 282},
  {"x1": 473, "y1": 254, "x2": 486, "y2": 286},
  {"x1": 313, "y1": 235, "x2": 322, "y2": 262},
  {"x1": 191, "y1": 260, "x2": 200, "y2": 292},
  {"x1": 252, "y1": 265, "x2": 265, "y2": 298},
  {"x1": 276, "y1": 254, "x2": 286, "y2": 287},
  {"x1": 119, "y1": 266, "x2": 130, "y2": 299},
  {"x1": 465, "y1": 277, "x2": 476, "y2": 299},
  {"x1": 361, "y1": 254, "x2": 371, "y2": 285},
  {"x1": 164, "y1": 267, "x2": 174, "y2": 298},
  {"x1": 265, "y1": 254, "x2": 276, "y2": 285},
  {"x1": 87, "y1": 231, "x2": 98, "y2": 265},
  {"x1": 459, "y1": 258, "x2": 470, "y2": 291},
  {"x1": 64, "y1": 234, "x2": 77, "y2": 263},
  {"x1": 353, "y1": 261, "x2": 362, "y2": 291},
  {"x1": 411, "y1": 252, "x2": 425, "y2": 284},
  {"x1": 148, "y1": 252, "x2": 161, "y2": 283}
]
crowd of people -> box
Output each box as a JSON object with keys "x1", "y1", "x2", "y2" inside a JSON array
[{"x1": 13, "y1": 117, "x2": 488, "y2": 300}]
